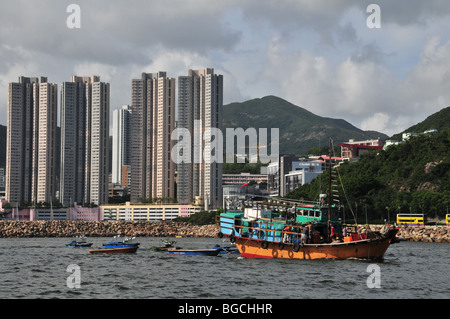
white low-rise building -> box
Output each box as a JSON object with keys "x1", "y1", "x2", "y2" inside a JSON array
[{"x1": 101, "y1": 202, "x2": 203, "y2": 222}]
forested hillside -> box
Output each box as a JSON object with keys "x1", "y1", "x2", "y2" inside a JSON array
[{"x1": 286, "y1": 128, "x2": 450, "y2": 222}]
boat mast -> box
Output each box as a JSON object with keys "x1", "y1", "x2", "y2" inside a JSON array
[{"x1": 328, "y1": 137, "x2": 332, "y2": 222}]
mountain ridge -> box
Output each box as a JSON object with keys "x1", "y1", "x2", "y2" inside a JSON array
[
  {"x1": 223, "y1": 95, "x2": 388, "y2": 156},
  {"x1": 390, "y1": 106, "x2": 450, "y2": 140},
  {"x1": 1, "y1": 98, "x2": 448, "y2": 169}
]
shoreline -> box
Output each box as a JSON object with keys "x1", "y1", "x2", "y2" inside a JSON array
[
  {"x1": 0, "y1": 221, "x2": 449, "y2": 242},
  {"x1": 356, "y1": 224, "x2": 450, "y2": 243},
  {"x1": 394, "y1": 224, "x2": 450, "y2": 243},
  {"x1": 0, "y1": 220, "x2": 220, "y2": 239}
]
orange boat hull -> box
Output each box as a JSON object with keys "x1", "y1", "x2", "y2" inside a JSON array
[{"x1": 235, "y1": 236, "x2": 396, "y2": 260}]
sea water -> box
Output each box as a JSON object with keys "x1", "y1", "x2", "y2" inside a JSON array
[{"x1": 0, "y1": 237, "x2": 448, "y2": 299}]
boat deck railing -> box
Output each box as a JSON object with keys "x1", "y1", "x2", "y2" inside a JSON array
[
  {"x1": 218, "y1": 215, "x2": 312, "y2": 244},
  {"x1": 217, "y1": 215, "x2": 374, "y2": 245}
]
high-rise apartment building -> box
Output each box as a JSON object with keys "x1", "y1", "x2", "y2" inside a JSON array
[
  {"x1": 177, "y1": 68, "x2": 223, "y2": 209},
  {"x1": 60, "y1": 76, "x2": 110, "y2": 207},
  {"x1": 112, "y1": 105, "x2": 131, "y2": 185},
  {"x1": 0, "y1": 168, "x2": 5, "y2": 190},
  {"x1": 34, "y1": 82, "x2": 58, "y2": 203},
  {"x1": 6, "y1": 76, "x2": 58, "y2": 204},
  {"x1": 130, "y1": 72, "x2": 175, "y2": 203},
  {"x1": 0, "y1": 167, "x2": 5, "y2": 200},
  {"x1": 60, "y1": 77, "x2": 86, "y2": 207}
]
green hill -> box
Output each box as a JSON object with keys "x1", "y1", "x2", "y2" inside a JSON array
[
  {"x1": 391, "y1": 106, "x2": 450, "y2": 140},
  {"x1": 223, "y1": 96, "x2": 388, "y2": 156},
  {"x1": 286, "y1": 127, "x2": 450, "y2": 222}
]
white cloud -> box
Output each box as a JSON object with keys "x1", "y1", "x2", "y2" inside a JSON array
[
  {"x1": 1, "y1": 0, "x2": 450, "y2": 138},
  {"x1": 360, "y1": 112, "x2": 390, "y2": 134},
  {"x1": 256, "y1": 32, "x2": 450, "y2": 136}
]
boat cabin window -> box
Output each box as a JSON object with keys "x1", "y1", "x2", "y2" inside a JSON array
[
  {"x1": 308, "y1": 211, "x2": 314, "y2": 217},
  {"x1": 315, "y1": 210, "x2": 320, "y2": 218}
]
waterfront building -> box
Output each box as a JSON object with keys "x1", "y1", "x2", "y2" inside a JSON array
[
  {"x1": 177, "y1": 68, "x2": 223, "y2": 209},
  {"x1": 33, "y1": 208, "x2": 68, "y2": 221},
  {"x1": 1, "y1": 203, "x2": 100, "y2": 221},
  {"x1": 284, "y1": 159, "x2": 323, "y2": 195},
  {"x1": 267, "y1": 161, "x2": 280, "y2": 197},
  {"x1": 267, "y1": 155, "x2": 303, "y2": 197},
  {"x1": 6, "y1": 76, "x2": 58, "y2": 204},
  {"x1": 60, "y1": 76, "x2": 110, "y2": 207},
  {"x1": 101, "y1": 202, "x2": 202, "y2": 222},
  {"x1": 268, "y1": 156, "x2": 332, "y2": 197},
  {"x1": 68, "y1": 202, "x2": 101, "y2": 221},
  {"x1": 130, "y1": 72, "x2": 176, "y2": 203},
  {"x1": 112, "y1": 105, "x2": 132, "y2": 186},
  {"x1": 1, "y1": 207, "x2": 67, "y2": 221}
]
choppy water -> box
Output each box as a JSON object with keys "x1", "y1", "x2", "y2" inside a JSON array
[{"x1": 0, "y1": 237, "x2": 448, "y2": 300}]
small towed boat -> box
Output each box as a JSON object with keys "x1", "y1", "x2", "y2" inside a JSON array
[
  {"x1": 168, "y1": 248, "x2": 222, "y2": 256},
  {"x1": 89, "y1": 236, "x2": 140, "y2": 254},
  {"x1": 89, "y1": 246, "x2": 139, "y2": 254},
  {"x1": 67, "y1": 241, "x2": 93, "y2": 248},
  {"x1": 213, "y1": 244, "x2": 239, "y2": 254},
  {"x1": 66, "y1": 236, "x2": 93, "y2": 248},
  {"x1": 102, "y1": 235, "x2": 140, "y2": 248},
  {"x1": 150, "y1": 239, "x2": 181, "y2": 252}
]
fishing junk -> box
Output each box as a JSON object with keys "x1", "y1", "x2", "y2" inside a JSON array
[{"x1": 218, "y1": 138, "x2": 399, "y2": 260}]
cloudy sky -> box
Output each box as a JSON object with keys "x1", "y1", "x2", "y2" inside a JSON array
[{"x1": 1, "y1": 0, "x2": 450, "y2": 136}]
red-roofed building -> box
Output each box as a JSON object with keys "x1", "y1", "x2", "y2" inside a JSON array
[{"x1": 339, "y1": 138, "x2": 384, "y2": 159}]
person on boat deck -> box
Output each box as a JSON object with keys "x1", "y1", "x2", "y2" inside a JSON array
[
  {"x1": 283, "y1": 225, "x2": 290, "y2": 243},
  {"x1": 307, "y1": 222, "x2": 313, "y2": 243},
  {"x1": 330, "y1": 224, "x2": 337, "y2": 242},
  {"x1": 301, "y1": 225, "x2": 309, "y2": 244},
  {"x1": 337, "y1": 220, "x2": 344, "y2": 241}
]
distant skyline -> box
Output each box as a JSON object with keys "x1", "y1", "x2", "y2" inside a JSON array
[{"x1": 2, "y1": 1, "x2": 450, "y2": 136}]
